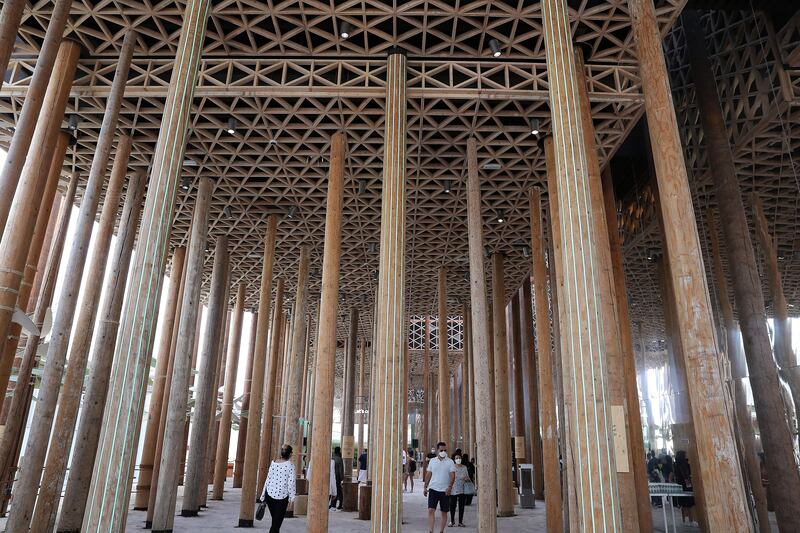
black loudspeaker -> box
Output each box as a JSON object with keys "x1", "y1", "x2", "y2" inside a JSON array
[{"x1": 411, "y1": 438, "x2": 419, "y2": 449}]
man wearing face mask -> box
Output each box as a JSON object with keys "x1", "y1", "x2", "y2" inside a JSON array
[{"x1": 424, "y1": 442, "x2": 456, "y2": 533}]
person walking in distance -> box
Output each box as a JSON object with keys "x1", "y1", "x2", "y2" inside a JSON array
[
  {"x1": 331, "y1": 446, "x2": 344, "y2": 510},
  {"x1": 404, "y1": 448, "x2": 417, "y2": 493},
  {"x1": 261, "y1": 445, "x2": 296, "y2": 533},
  {"x1": 448, "y1": 452, "x2": 472, "y2": 527},
  {"x1": 424, "y1": 442, "x2": 455, "y2": 533}
]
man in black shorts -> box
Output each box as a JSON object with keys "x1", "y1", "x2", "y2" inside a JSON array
[{"x1": 424, "y1": 442, "x2": 455, "y2": 533}]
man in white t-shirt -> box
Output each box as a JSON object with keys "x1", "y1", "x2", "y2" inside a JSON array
[{"x1": 424, "y1": 441, "x2": 455, "y2": 533}]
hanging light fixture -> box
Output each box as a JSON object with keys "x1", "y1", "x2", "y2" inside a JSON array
[
  {"x1": 225, "y1": 117, "x2": 236, "y2": 135},
  {"x1": 67, "y1": 115, "x2": 78, "y2": 131},
  {"x1": 489, "y1": 38, "x2": 502, "y2": 58},
  {"x1": 340, "y1": 21, "x2": 352, "y2": 40},
  {"x1": 181, "y1": 177, "x2": 191, "y2": 191},
  {"x1": 358, "y1": 179, "x2": 368, "y2": 195},
  {"x1": 530, "y1": 118, "x2": 540, "y2": 136},
  {"x1": 287, "y1": 205, "x2": 297, "y2": 219},
  {"x1": 443, "y1": 179, "x2": 452, "y2": 194},
  {"x1": 223, "y1": 206, "x2": 232, "y2": 219},
  {"x1": 496, "y1": 209, "x2": 505, "y2": 223}
]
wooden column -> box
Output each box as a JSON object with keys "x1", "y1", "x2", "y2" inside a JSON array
[
  {"x1": 83, "y1": 0, "x2": 211, "y2": 525},
  {"x1": 753, "y1": 197, "x2": 800, "y2": 418},
  {"x1": 299, "y1": 319, "x2": 312, "y2": 470},
  {"x1": 466, "y1": 137, "x2": 498, "y2": 532},
  {"x1": 0, "y1": 129, "x2": 70, "y2": 394},
  {"x1": 182, "y1": 236, "x2": 230, "y2": 515},
  {"x1": 55, "y1": 170, "x2": 144, "y2": 531},
  {"x1": 707, "y1": 212, "x2": 772, "y2": 533},
  {"x1": 599, "y1": 165, "x2": 652, "y2": 530},
  {"x1": 528, "y1": 188, "x2": 563, "y2": 533},
  {"x1": 133, "y1": 247, "x2": 188, "y2": 510},
  {"x1": 541, "y1": 1, "x2": 621, "y2": 527},
  {"x1": 0, "y1": 174, "x2": 76, "y2": 516},
  {"x1": 573, "y1": 47, "x2": 641, "y2": 529},
  {"x1": 684, "y1": 13, "x2": 799, "y2": 529},
  {"x1": 436, "y1": 266, "x2": 451, "y2": 445},
  {"x1": 491, "y1": 253, "x2": 515, "y2": 516},
  {"x1": 33, "y1": 176, "x2": 145, "y2": 533},
  {"x1": 144, "y1": 254, "x2": 191, "y2": 526},
  {"x1": 543, "y1": 138, "x2": 577, "y2": 530},
  {"x1": 234, "y1": 315, "x2": 258, "y2": 488},
  {"x1": 9, "y1": 60, "x2": 136, "y2": 527},
  {"x1": 150, "y1": 178, "x2": 213, "y2": 532},
  {"x1": 0, "y1": 0, "x2": 27, "y2": 92},
  {"x1": 133, "y1": 246, "x2": 191, "y2": 511},
  {"x1": 422, "y1": 317, "x2": 431, "y2": 455},
  {"x1": 520, "y1": 282, "x2": 544, "y2": 499},
  {"x1": 510, "y1": 292, "x2": 527, "y2": 467},
  {"x1": 205, "y1": 309, "x2": 231, "y2": 492},
  {"x1": 0, "y1": 39, "x2": 79, "y2": 395},
  {"x1": 275, "y1": 312, "x2": 291, "y2": 456},
  {"x1": 628, "y1": 0, "x2": 751, "y2": 528},
  {"x1": 356, "y1": 337, "x2": 367, "y2": 460},
  {"x1": 257, "y1": 278, "x2": 285, "y2": 489},
  {"x1": 463, "y1": 306, "x2": 476, "y2": 458},
  {"x1": 283, "y1": 246, "x2": 310, "y2": 469},
  {"x1": 306, "y1": 131, "x2": 346, "y2": 533},
  {"x1": 212, "y1": 283, "x2": 247, "y2": 499},
  {"x1": 0, "y1": 0, "x2": 74, "y2": 231},
  {"x1": 368, "y1": 48, "x2": 406, "y2": 533},
  {"x1": 237, "y1": 214, "x2": 279, "y2": 526},
  {"x1": 342, "y1": 307, "x2": 359, "y2": 474}
]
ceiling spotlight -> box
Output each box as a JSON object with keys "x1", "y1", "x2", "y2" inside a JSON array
[
  {"x1": 340, "y1": 21, "x2": 352, "y2": 40},
  {"x1": 443, "y1": 179, "x2": 452, "y2": 194},
  {"x1": 223, "y1": 205, "x2": 232, "y2": 219},
  {"x1": 181, "y1": 177, "x2": 191, "y2": 191},
  {"x1": 489, "y1": 38, "x2": 502, "y2": 58},
  {"x1": 225, "y1": 117, "x2": 236, "y2": 135},
  {"x1": 67, "y1": 115, "x2": 78, "y2": 131},
  {"x1": 530, "y1": 118, "x2": 540, "y2": 136},
  {"x1": 287, "y1": 205, "x2": 297, "y2": 219},
  {"x1": 496, "y1": 209, "x2": 505, "y2": 223},
  {"x1": 358, "y1": 179, "x2": 368, "y2": 195}
]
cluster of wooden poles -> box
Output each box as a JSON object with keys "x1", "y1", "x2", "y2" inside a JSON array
[{"x1": 0, "y1": 0, "x2": 798, "y2": 532}]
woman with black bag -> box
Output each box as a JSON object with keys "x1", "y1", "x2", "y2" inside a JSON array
[{"x1": 258, "y1": 444, "x2": 296, "y2": 532}]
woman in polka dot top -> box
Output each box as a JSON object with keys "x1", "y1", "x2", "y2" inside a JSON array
[{"x1": 261, "y1": 444, "x2": 296, "y2": 532}]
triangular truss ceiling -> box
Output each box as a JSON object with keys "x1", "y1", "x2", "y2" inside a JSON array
[{"x1": 1, "y1": 1, "x2": 692, "y2": 333}]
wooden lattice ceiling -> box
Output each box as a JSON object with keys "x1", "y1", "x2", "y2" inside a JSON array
[
  {"x1": 4, "y1": 2, "x2": 798, "y2": 376},
  {"x1": 618, "y1": 8, "x2": 800, "y2": 368}
]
